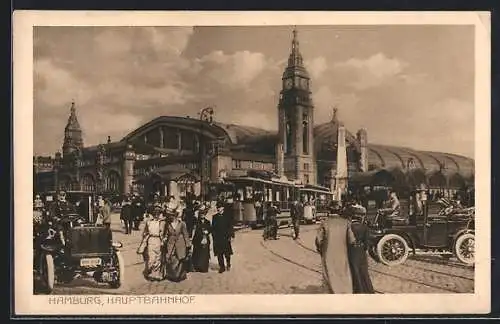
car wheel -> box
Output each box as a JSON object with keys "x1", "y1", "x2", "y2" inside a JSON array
[
  {"x1": 376, "y1": 234, "x2": 409, "y2": 266},
  {"x1": 41, "y1": 253, "x2": 55, "y2": 293},
  {"x1": 454, "y1": 232, "x2": 474, "y2": 265},
  {"x1": 109, "y1": 251, "x2": 125, "y2": 288}
]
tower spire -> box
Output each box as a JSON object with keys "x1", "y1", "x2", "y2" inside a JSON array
[
  {"x1": 288, "y1": 26, "x2": 304, "y2": 68},
  {"x1": 63, "y1": 99, "x2": 84, "y2": 156}
]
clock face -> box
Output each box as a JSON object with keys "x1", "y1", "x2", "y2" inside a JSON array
[
  {"x1": 301, "y1": 78, "x2": 308, "y2": 88},
  {"x1": 284, "y1": 78, "x2": 293, "y2": 89}
]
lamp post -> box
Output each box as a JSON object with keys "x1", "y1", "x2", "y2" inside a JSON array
[{"x1": 199, "y1": 106, "x2": 215, "y2": 202}]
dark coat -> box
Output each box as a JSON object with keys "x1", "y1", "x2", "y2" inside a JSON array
[
  {"x1": 120, "y1": 203, "x2": 133, "y2": 221},
  {"x1": 347, "y1": 221, "x2": 375, "y2": 294},
  {"x1": 131, "y1": 197, "x2": 146, "y2": 220},
  {"x1": 211, "y1": 212, "x2": 234, "y2": 256},
  {"x1": 192, "y1": 218, "x2": 212, "y2": 247},
  {"x1": 290, "y1": 203, "x2": 303, "y2": 221}
]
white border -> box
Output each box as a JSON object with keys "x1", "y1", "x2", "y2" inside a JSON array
[{"x1": 13, "y1": 11, "x2": 491, "y2": 315}]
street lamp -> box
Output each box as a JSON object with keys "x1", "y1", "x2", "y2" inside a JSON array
[{"x1": 199, "y1": 106, "x2": 215, "y2": 202}]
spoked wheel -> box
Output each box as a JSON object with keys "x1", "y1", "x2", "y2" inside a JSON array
[
  {"x1": 376, "y1": 234, "x2": 409, "y2": 266},
  {"x1": 40, "y1": 253, "x2": 55, "y2": 294},
  {"x1": 109, "y1": 251, "x2": 125, "y2": 288},
  {"x1": 454, "y1": 232, "x2": 475, "y2": 265}
]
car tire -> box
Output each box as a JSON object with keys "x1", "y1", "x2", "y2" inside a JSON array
[
  {"x1": 376, "y1": 234, "x2": 410, "y2": 266},
  {"x1": 109, "y1": 251, "x2": 125, "y2": 288},
  {"x1": 41, "y1": 253, "x2": 55, "y2": 294},
  {"x1": 454, "y1": 232, "x2": 475, "y2": 265}
]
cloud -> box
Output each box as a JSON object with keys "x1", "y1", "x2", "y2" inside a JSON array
[
  {"x1": 306, "y1": 56, "x2": 328, "y2": 79},
  {"x1": 33, "y1": 27, "x2": 474, "y2": 160},
  {"x1": 194, "y1": 50, "x2": 269, "y2": 89},
  {"x1": 334, "y1": 53, "x2": 407, "y2": 90}
]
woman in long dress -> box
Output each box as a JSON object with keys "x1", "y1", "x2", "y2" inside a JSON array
[
  {"x1": 137, "y1": 204, "x2": 166, "y2": 281},
  {"x1": 346, "y1": 204, "x2": 375, "y2": 294},
  {"x1": 191, "y1": 207, "x2": 212, "y2": 272},
  {"x1": 315, "y1": 211, "x2": 353, "y2": 294},
  {"x1": 162, "y1": 202, "x2": 192, "y2": 282}
]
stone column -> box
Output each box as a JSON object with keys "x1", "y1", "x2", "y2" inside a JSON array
[
  {"x1": 159, "y1": 127, "x2": 164, "y2": 149},
  {"x1": 122, "y1": 144, "x2": 136, "y2": 195},
  {"x1": 275, "y1": 143, "x2": 285, "y2": 178},
  {"x1": 356, "y1": 128, "x2": 368, "y2": 172},
  {"x1": 335, "y1": 126, "x2": 348, "y2": 201}
]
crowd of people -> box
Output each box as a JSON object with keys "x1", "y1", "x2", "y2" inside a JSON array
[{"x1": 130, "y1": 193, "x2": 236, "y2": 282}]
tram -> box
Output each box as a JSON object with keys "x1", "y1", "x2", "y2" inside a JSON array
[
  {"x1": 297, "y1": 184, "x2": 334, "y2": 223},
  {"x1": 211, "y1": 171, "x2": 335, "y2": 229}
]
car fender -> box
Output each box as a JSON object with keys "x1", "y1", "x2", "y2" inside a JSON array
[
  {"x1": 383, "y1": 229, "x2": 417, "y2": 253},
  {"x1": 40, "y1": 242, "x2": 58, "y2": 253},
  {"x1": 452, "y1": 228, "x2": 474, "y2": 247}
]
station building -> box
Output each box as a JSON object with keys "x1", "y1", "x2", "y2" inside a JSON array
[{"x1": 34, "y1": 30, "x2": 474, "y2": 200}]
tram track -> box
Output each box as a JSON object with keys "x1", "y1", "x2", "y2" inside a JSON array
[
  {"x1": 292, "y1": 236, "x2": 471, "y2": 294},
  {"x1": 260, "y1": 237, "x2": 386, "y2": 294}
]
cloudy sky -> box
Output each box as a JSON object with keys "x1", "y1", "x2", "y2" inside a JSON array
[{"x1": 33, "y1": 25, "x2": 474, "y2": 158}]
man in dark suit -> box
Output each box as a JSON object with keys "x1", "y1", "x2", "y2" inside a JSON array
[
  {"x1": 131, "y1": 193, "x2": 145, "y2": 230},
  {"x1": 121, "y1": 195, "x2": 133, "y2": 234},
  {"x1": 290, "y1": 199, "x2": 303, "y2": 240},
  {"x1": 211, "y1": 201, "x2": 235, "y2": 273}
]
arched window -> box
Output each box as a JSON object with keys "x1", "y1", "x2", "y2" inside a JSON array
[
  {"x1": 81, "y1": 173, "x2": 95, "y2": 192},
  {"x1": 105, "y1": 170, "x2": 121, "y2": 193},
  {"x1": 285, "y1": 117, "x2": 292, "y2": 154},
  {"x1": 59, "y1": 175, "x2": 73, "y2": 191},
  {"x1": 302, "y1": 113, "x2": 309, "y2": 154}
]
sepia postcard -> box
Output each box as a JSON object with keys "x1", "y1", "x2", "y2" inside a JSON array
[{"x1": 14, "y1": 10, "x2": 491, "y2": 316}]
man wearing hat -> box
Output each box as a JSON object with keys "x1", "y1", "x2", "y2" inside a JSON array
[
  {"x1": 46, "y1": 190, "x2": 76, "y2": 247},
  {"x1": 131, "y1": 192, "x2": 146, "y2": 231},
  {"x1": 47, "y1": 190, "x2": 76, "y2": 222},
  {"x1": 211, "y1": 200, "x2": 235, "y2": 273}
]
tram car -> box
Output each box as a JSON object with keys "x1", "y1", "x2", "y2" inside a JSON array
[
  {"x1": 297, "y1": 184, "x2": 334, "y2": 223},
  {"x1": 215, "y1": 171, "x2": 335, "y2": 229}
]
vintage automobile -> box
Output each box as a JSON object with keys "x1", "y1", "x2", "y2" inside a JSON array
[
  {"x1": 34, "y1": 196, "x2": 124, "y2": 294},
  {"x1": 367, "y1": 193, "x2": 475, "y2": 266}
]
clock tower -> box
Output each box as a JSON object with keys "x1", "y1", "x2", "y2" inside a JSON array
[{"x1": 277, "y1": 28, "x2": 316, "y2": 185}]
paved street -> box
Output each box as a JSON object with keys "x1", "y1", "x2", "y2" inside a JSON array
[{"x1": 47, "y1": 214, "x2": 474, "y2": 295}]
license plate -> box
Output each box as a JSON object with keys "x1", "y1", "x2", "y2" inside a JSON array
[{"x1": 80, "y1": 258, "x2": 102, "y2": 267}]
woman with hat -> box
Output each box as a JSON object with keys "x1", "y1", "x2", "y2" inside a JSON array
[
  {"x1": 162, "y1": 201, "x2": 192, "y2": 282},
  {"x1": 315, "y1": 203, "x2": 353, "y2": 294},
  {"x1": 137, "y1": 202, "x2": 166, "y2": 281},
  {"x1": 344, "y1": 201, "x2": 375, "y2": 294},
  {"x1": 191, "y1": 205, "x2": 212, "y2": 273}
]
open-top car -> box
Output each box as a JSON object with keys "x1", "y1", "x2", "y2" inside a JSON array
[
  {"x1": 367, "y1": 192, "x2": 474, "y2": 266},
  {"x1": 34, "y1": 195, "x2": 124, "y2": 294}
]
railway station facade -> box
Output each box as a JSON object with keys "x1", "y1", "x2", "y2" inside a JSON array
[{"x1": 33, "y1": 30, "x2": 474, "y2": 200}]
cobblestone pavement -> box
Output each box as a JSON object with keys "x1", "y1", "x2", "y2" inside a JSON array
[{"x1": 45, "y1": 214, "x2": 474, "y2": 295}]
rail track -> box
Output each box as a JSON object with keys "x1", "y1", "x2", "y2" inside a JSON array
[{"x1": 288, "y1": 229, "x2": 473, "y2": 294}]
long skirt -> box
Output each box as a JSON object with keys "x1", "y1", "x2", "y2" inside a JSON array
[
  {"x1": 192, "y1": 243, "x2": 210, "y2": 272},
  {"x1": 143, "y1": 237, "x2": 163, "y2": 281},
  {"x1": 348, "y1": 246, "x2": 375, "y2": 294},
  {"x1": 319, "y1": 217, "x2": 354, "y2": 294},
  {"x1": 163, "y1": 251, "x2": 187, "y2": 282}
]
